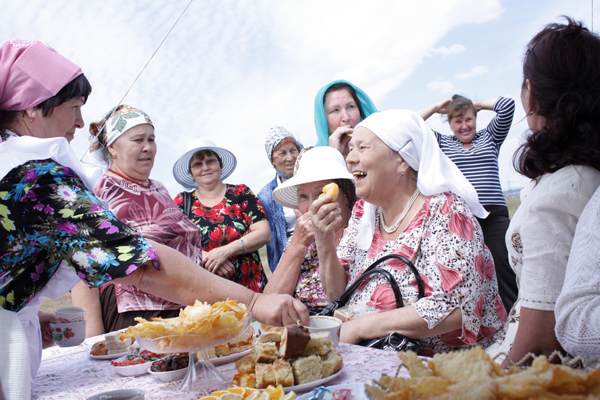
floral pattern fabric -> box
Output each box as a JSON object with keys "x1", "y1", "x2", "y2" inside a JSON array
[
  {"x1": 174, "y1": 184, "x2": 268, "y2": 292},
  {"x1": 96, "y1": 174, "x2": 204, "y2": 312},
  {"x1": 0, "y1": 130, "x2": 159, "y2": 312},
  {"x1": 287, "y1": 240, "x2": 328, "y2": 313},
  {"x1": 337, "y1": 193, "x2": 506, "y2": 354}
]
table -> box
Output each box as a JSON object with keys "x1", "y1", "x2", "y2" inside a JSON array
[{"x1": 33, "y1": 336, "x2": 409, "y2": 400}]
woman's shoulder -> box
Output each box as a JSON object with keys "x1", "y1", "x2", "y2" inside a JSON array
[{"x1": 539, "y1": 165, "x2": 600, "y2": 195}]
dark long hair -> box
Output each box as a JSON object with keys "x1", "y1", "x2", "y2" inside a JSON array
[
  {"x1": 514, "y1": 17, "x2": 600, "y2": 179},
  {"x1": 0, "y1": 74, "x2": 92, "y2": 128},
  {"x1": 323, "y1": 83, "x2": 366, "y2": 120}
]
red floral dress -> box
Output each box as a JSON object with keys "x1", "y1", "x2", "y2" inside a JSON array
[
  {"x1": 174, "y1": 184, "x2": 267, "y2": 292},
  {"x1": 337, "y1": 193, "x2": 507, "y2": 354}
]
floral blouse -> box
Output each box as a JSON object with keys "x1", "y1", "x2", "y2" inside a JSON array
[
  {"x1": 337, "y1": 193, "x2": 507, "y2": 354},
  {"x1": 174, "y1": 184, "x2": 267, "y2": 292},
  {"x1": 0, "y1": 130, "x2": 159, "y2": 312},
  {"x1": 96, "y1": 174, "x2": 204, "y2": 312},
  {"x1": 287, "y1": 240, "x2": 328, "y2": 313}
]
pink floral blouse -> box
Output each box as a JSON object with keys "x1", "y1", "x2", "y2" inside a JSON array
[
  {"x1": 337, "y1": 193, "x2": 507, "y2": 354},
  {"x1": 96, "y1": 174, "x2": 204, "y2": 312}
]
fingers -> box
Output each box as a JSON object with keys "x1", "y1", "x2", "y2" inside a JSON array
[{"x1": 293, "y1": 299, "x2": 310, "y2": 326}]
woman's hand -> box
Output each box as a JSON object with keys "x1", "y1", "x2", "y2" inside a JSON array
[
  {"x1": 203, "y1": 246, "x2": 233, "y2": 274},
  {"x1": 328, "y1": 126, "x2": 354, "y2": 156},
  {"x1": 250, "y1": 293, "x2": 310, "y2": 326},
  {"x1": 290, "y1": 212, "x2": 314, "y2": 248},
  {"x1": 340, "y1": 319, "x2": 364, "y2": 344},
  {"x1": 417, "y1": 99, "x2": 452, "y2": 120},
  {"x1": 310, "y1": 195, "x2": 342, "y2": 247},
  {"x1": 38, "y1": 312, "x2": 56, "y2": 349},
  {"x1": 214, "y1": 260, "x2": 236, "y2": 279}
]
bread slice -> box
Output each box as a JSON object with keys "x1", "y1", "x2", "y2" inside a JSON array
[
  {"x1": 236, "y1": 353, "x2": 256, "y2": 373},
  {"x1": 279, "y1": 325, "x2": 311, "y2": 359},
  {"x1": 255, "y1": 363, "x2": 277, "y2": 388},
  {"x1": 229, "y1": 326, "x2": 255, "y2": 354},
  {"x1": 292, "y1": 355, "x2": 322, "y2": 385},
  {"x1": 104, "y1": 331, "x2": 121, "y2": 344},
  {"x1": 206, "y1": 347, "x2": 217, "y2": 359},
  {"x1": 320, "y1": 348, "x2": 343, "y2": 377},
  {"x1": 257, "y1": 330, "x2": 283, "y2": 347},
  {"x1": 232, "y1": 372, "x2": 256, "y2": 388},
  {"x1": 254, "y1": 342, "x2": 279, "y2": 363},
  {"x1": 303, "y1": 332, "x2": 333, "y2": 356},
  {"x1": 215, "y1": 343, "x2": 230, "y2": 357},
  {"x1": 273, "y1": 359, "x2": 294, "y2": 387}
]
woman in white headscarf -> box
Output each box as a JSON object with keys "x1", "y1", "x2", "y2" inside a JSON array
[{"x1": 312, "y1": 109, "x2": 506, "y2": 355}]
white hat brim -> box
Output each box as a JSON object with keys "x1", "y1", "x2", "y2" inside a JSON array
[{"x1": 173, "y1": 145, "x2": 237, "y2": 189}]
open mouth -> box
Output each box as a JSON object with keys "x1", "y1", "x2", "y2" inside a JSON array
[{"x1": 353, "y1": 171, "x2": 367, "y2": 181}]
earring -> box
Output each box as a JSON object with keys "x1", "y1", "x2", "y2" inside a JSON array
[
  {"x1": 30, "y1": 118, "x2": 34, "y2": 123},
  {"x1": 401, "y1": 172, "x2": 405, "y2": 176}
]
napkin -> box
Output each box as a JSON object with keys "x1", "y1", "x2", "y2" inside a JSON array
[{"x1": 0, "y1": 308, "x2": 31, "y2": 400}]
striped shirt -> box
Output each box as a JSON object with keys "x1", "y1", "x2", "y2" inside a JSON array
[{"x1": 433, "y1": 97, "x2": 515, "y2": 206}]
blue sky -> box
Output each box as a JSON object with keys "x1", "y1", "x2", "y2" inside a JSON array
[{"x1": 1, "y1": 0, "x2": 597, "y2": 197}]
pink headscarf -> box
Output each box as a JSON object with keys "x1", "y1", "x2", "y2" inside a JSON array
[{"x1": 0, "y1": 39, "x2": 82, "y2": 111}]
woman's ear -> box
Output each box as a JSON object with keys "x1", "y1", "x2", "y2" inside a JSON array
[{"x1": 107, "y1": 144, "x2": 118, "y2": 159}]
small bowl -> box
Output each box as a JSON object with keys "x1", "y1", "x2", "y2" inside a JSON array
[
  {"x1": 87, "y1": 389, "x2": 145, "y2": 400},
  {"x1": 50, "y1": 320, "x2": 86, "y2": 347},
  {"x1": 113, "y1": 361, "x2": 152, "y2": 377},
  {"x1": 148, "y1": 366, "x2": 188, "y2": 382}
]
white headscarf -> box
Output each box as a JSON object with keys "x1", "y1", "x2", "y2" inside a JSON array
[{"x1": 354, "y1": 109, "x2": 488, "y2": 250}]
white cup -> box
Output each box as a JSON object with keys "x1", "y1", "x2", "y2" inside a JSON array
[
  {"x1": 55, "y1": 306, "x2": 86, "y2": 323},
  {"x1": 306, "y1": 316, "x2": 342, "y2": 348},
  {"x1": 50, "y1": 320, "x2": 87, "y2": 347}
]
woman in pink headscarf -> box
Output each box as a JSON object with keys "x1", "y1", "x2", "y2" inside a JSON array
[{"x1": 0, "y1": 40, "x2": 308, "y2": 381}]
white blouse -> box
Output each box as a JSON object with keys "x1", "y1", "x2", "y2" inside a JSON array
[
  {"x1": 555, "y1": 185, "x2": 600, "y2": 361},
  {"x1": 506, "y1": 165, "x2": 600, "y2": 312}
]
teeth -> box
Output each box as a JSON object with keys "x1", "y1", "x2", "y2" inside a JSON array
[{"x1": 353, "y1": 172, "x2": 366, "y2": 177}]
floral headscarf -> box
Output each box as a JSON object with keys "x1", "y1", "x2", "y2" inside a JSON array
[{"x1": 88, "y1": 104, "x2": 153, "y2": 168}]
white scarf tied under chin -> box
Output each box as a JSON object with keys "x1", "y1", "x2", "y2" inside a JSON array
[{"x1": 355, "y1": 109, "x2": 488, "y2": 251}]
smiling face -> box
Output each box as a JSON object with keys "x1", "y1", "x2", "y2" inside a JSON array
[
  {"x1": 108, "y1": 124, "x2": 156, "y2": 182},
  {"x1": 449, "y1": 109, "x2": 477, "y2": 144},
  {"x1": 190, "y1": 151, "x2": 223, "y2": 188},
  {"x1": 271, "y1": 139, "x2": 299, "y2": 178},
  {"x1": 32, "y1": 97, "x2": 85, "y2": 142},
  {"x1": 324, "y1": 88, "x2": 361, "y2": 135},
  {"x1": 346, "y1": 127, "x2": 403, "y2": 205}
]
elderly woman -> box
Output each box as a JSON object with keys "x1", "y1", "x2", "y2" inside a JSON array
[
  {"x1": 173, "y1": 139, "x2": 270, "y2": 292},
  {"x1": 0, "y1": 40, "x2": 307, "y2": 380},
  {"x1": 71, "y1": 105, "x2": 204, "y2": 337},
  {"x1": 418, "y1": 95, "x2": 518, "y2": 313},
  {"x1": 257, "y1": 126, "x2": 303, "y2": 272},
  {"x1": 264, "y1": 147, "x2": 357, "y2": 313},
  {"x1": 312, "y1": 109, "x2": 506, "y2": 354},
  {"x1": 501, "y1": 18, "x2": 600, "y2": 366},
  {"x1": 314, "y1": 80, "x2": 378, "y2": 156}
]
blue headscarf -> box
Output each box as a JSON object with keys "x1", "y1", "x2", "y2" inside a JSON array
[{"x1": 314, "y1": 79, "x2": 378, "y2": 147}]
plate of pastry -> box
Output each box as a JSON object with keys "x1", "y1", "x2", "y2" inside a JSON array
[
  {"x1": 232, "y1": 325, "x2": 344, "y2": 392},
  {"x1": 89, "y1": 331, "x2": 138, "y2": 360},
  {"x1": 207, "y1": 325, "x2": 256, "y2": 365}
]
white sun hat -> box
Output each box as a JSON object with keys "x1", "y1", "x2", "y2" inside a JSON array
[
  {"x1": 272, "y1": 146, "x2": 354, "y2": 209},
  {"x1": 172, "y1": 138, "x2": 237, "y2": 189}
]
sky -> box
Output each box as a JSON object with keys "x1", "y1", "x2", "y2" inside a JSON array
[{"x1": 1, "y1": 0, "x2": 597, "y2": 197}]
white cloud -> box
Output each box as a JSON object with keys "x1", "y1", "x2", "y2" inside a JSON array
[
  {"x1": 429, "y1": 44, "x2": 467, "y2": 56},
  {"x1": 427, "y1": 79, "x2": 455, "y2": 94},
  {"x1": 454, "y1": 65, "x2": 490, "y2": 80}
]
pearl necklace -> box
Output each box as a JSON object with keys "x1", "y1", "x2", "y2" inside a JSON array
[{"x1": 378, "y1": 188, "x2": 420, "y2": 234}]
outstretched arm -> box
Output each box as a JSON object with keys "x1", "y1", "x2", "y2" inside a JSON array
[{"x1": 114, "y1": 239, "x2": 309, "y2": 326}]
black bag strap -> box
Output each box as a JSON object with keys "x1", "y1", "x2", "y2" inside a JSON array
[
  {"x1": 319, "y1": 253, "x2": 424, "y2": 316},
  {"x1": 183, "y1": 190, "x2": 192, "y2": 219}
]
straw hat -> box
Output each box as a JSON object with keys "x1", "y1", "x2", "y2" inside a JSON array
[
  {"x1": 272, "y1": 146, "x2": 354, "y2": 209},
  {"x1": 172, "y1": 138, "x2": 237, "y2": 189}
]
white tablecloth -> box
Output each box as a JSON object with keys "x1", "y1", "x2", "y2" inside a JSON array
[{"x1": 33, "y1": 336, "x2": 408, "y2": 399}]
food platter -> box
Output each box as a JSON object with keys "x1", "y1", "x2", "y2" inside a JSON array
[{"x1": 88, "y1": 340, "x2": 139, "y2": 360}]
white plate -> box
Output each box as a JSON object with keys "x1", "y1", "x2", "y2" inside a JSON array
[
  {"x1": 283, "y1": 366, "x2": 344, "y2": 393},
  {"x1": 297, "y1": 382, "x2": 366, "y2": 400},
  {"x1": 88, "y1": 350, "x2": 131, "y2": 360},
  {"x1": 211, "y1": 348, "x2": 252, "y2": 366},
  {"x1": 148, "y1": 366, "x2": 188, "y2": 383},
  {"x1": 113, "y1": 361, "x2": 153, "y2": 377}
]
